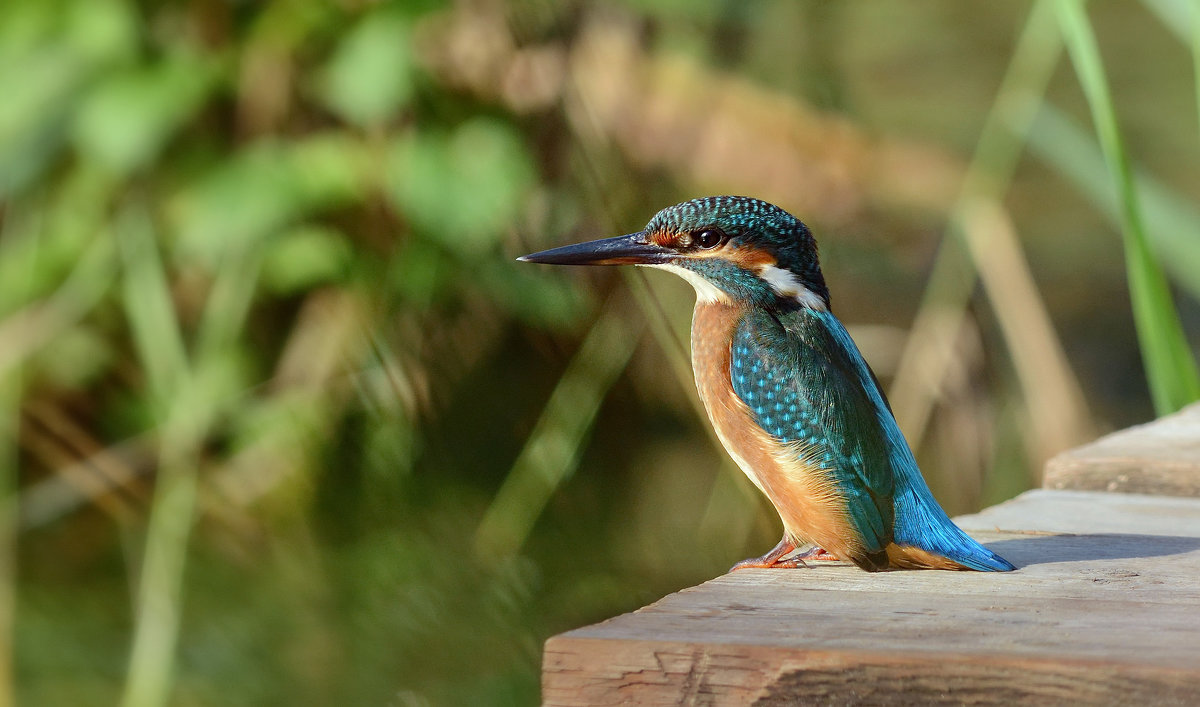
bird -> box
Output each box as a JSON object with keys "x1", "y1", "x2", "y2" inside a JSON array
[{"x1": 519, "y1": 196, "x2": 1015, "y2": 572}]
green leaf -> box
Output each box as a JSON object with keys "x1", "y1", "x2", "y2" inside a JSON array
[
  {"x1": 0, "y1": 0, "x2": 138, "y2": 193},
  {"x1": 474, "y1": 294, "x2": 643, "y2": 559},
  {"x1": 60, "y1": 0, "x2": 140, "y2": 64},
  {"x1": 0, "y1": 49, "x2": 87, "y2": 193},
  {"x1": 1024, "y1": 104, "x2": 1200, "y2": 302},
  {"x1": 288, "y1": 132, "x2": 371, "y2": 207},
  {"x1": 317, "y1": 9, "x2": 413, "y2": 127},
  {"x1": 474, "y1": 261, "x2": 589, "y2": 329},
  {"x1": 72, "y1": 53, "x2": 219, "y2": 175},
  {"x1": 172, "y1": 133, "x2": 369, "y2": 265},
  {"x1": 34, "y1": 326, "x2": 113, "y2": 388},
  {"x1": 1057, "y1": 0, "x2": 1200, "y2": 415},
  {"x1": 262, "y1": 225, "x2": 353, "y2": 294},
  {"x1": 0, "y1": 167, "x2": 117, "y2": 325},
  {"x1": 385, "y1": 119, "x2": 536, "y2": 254}
]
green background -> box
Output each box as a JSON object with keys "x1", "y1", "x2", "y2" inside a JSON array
[{"x1": 4, "y1": 0, "x2": 1199, "y2": 704}]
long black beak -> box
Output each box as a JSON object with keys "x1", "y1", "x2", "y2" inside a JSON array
[{"x1": 518, "y1": 231, "x2": 671, "y2": 266}]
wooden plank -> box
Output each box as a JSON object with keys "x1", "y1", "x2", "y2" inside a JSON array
[
  {"x1": 545, "y1": 640, "x2": 1200, "y2": 706},
  {"x1": 1043, "y1": 403, "x2": 1200, "y2": 496},
  {"x1": 954, "y1": 488, "x2": 1200, "y2": 537},
  {"x1": 543, "y1": 490, "x2": 1200, "y2": 705}
]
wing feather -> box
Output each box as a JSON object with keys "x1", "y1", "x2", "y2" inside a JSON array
[{"x1": 730, "y1": 307, "x2": 896, "y2": 556}]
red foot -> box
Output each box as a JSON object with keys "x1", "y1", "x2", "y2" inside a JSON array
[
  {"x1": 792, "y1": 546, "x2": 840, "y2": 562},
  {"x1": 731, "y1": 535, "x2": 809, "y2": 570}
]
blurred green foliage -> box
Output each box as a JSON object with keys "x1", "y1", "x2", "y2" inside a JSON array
[{"x1": 2, "y1": 0, "x2": 1199, "y2": 705}]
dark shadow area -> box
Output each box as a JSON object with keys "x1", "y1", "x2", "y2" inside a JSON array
[
  {"x1": 754, "y1": 661, "x2": 1200, "y2": 706},
  {"x1": 982, "y1": 533, "x2": 1200, "y2": 568}
]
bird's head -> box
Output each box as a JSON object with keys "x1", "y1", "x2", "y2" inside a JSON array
[{"x1": 519, "y1": 196, "x2": 829, "y2": 310}]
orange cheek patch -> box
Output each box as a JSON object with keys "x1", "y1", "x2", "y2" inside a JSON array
[
  {"x1": 646, "y1": 232, "x2": 775, "y2": 271},
  {"x1": 722, "y1": 245, "x2": 775, "y2": 269},
  {"x1": 648, "y1": 229, "x2": 678, "y2": 247},
  {"x1": 675, "y1": 238, "x2": 774, "y2": 267}
]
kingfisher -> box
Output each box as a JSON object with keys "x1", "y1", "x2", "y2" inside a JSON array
[{"x1": 520, "y1": 196, "x2": 1014, "y2": 572}]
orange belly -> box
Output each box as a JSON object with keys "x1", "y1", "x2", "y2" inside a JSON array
[{"x1": 690, "y1": 302, "x2": 867, "y2": 561}]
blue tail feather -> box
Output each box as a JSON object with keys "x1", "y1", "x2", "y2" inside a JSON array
[
  {"x1": 892, "y1": 483, "x2": 1016, "y2": 571},
  {"x1": 817, "y1": 309, "x2": 1016, "y2": 571}
]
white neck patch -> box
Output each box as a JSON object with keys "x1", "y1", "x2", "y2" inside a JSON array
[
  {"x1": 640, "y1": 263, "x2": 729, "y2": 304},
  {"x1": 757, "y1": 264, "x2": 827, "y2": 310}
]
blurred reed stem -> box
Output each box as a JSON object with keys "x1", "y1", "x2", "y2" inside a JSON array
[
  {"x1": 195, "y1": 245, "x2": 263, "y2": 364},
  {"x1": 0, "y1": 371, "x2": 16, "y2": 707},
  {"x1": 0, "y1": 197, "x2": 46, "y2": 707},
  {"x1": 0, "y1": 243, "x2": 115, "y2": 376},
  {"x1": 561, "y1": 56, "x2": 768, "y2": 553},
  {"x1": 1024, "y1": 104, "x2": 1200, "y2": 300},
  {"x1": 627, "y1": 270, "x2": 770, "y2": 552},
  {"x1": 1058, "y1": 0, "x2": 1200, "y2": 415},
  {"x1": 118, "y1": 206, "x2": 198, "y2": 707},
  {"x1": 119, "y1": 191, "x2": 266, "y2": 705},
  {"x1": 891, "y1": 0, "x2": 1089, "y2": 468},
  {"x1": 120, "y1": 451, "x2": 199, "y2": 707},
  {"x1": 624, "y1": 271, "x2": 693, "y2": 410},
  {"x1": 0, "y1": 375, "x2": 15, "y2": 707},
  {"x1": 1193, "y1": 0, "x2": 1200, "y2": 140},
  {"x1": 474, "y1": 291, "x2": 643, "y2": 559}
]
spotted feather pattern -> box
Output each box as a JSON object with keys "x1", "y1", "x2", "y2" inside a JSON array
[
  {"x1": 644, "y1": 196, "x2": 830, "y2": 308},
  {"x1": 732, "y1": 335, "x2": 825, "y2": 457},
  {"x1": 527, "y1": 193, "x2": 1016, "y2": 571},
  {"x1": 730, "y1": 306, "x2": 1015, "y2": 572},
  {"x1": 731, "y1": 309, "x2": 893, "y2": 565}
]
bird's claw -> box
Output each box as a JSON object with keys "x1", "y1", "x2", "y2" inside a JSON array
[
  {"x1": 730, "y1": 534, "x2": 814, "y2": 570},
  {"x1": 791, "y1": 546, "x2": 840, "y2": 561},
  {"x1": 730, "y1": 556, "x2": 809, "y2": 570}
]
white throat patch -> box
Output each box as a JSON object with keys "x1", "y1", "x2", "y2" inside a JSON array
[
  {"x1": 756, "y1": 264, "x2": 827, "y2": 310},
  {"x1": 640, "y1": 263, "x2": 728, "y2": 304}
]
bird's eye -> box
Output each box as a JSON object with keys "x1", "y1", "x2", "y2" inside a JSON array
[{"x1": 694, "y1": 228, "x2": 725, "y2": 249}]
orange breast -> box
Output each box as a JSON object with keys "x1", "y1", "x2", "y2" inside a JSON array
[{"x1": 690, "y1": 302, "x2": 866, "y2": 561}]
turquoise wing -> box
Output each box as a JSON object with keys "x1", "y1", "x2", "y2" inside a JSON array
[
  {"x1": 731, "y1": 306, "x2": 1015, "y2": 572},
  {"x1": 730, "y1": 307, "x2": 896, "y2": 568}
]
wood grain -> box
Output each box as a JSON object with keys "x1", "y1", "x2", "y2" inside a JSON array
[
  {"x1": 543, "y1": 490, "x2": 1200, "y2": 705},
  {"x1": 1043, "y1": 403, "x2": 1200, "y2": 496}
]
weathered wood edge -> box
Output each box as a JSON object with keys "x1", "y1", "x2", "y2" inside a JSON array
[
  {"x1": 1044, "y1": 402, "x2": 1200, "y2": 496},
  {"x1": 543, "y1": 637, "x2": 1200, "y2": 706},
  {"x1": 541, "y1": 491, "x2": 1200, "y2": 704},
  {"x1": 953, "y1": 488, "x2": 1200, "y2": 537}
]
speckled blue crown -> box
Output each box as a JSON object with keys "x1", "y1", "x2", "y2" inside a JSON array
[{"x1": 646, "y1": 196, "x2": 829, "y2": 307}]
